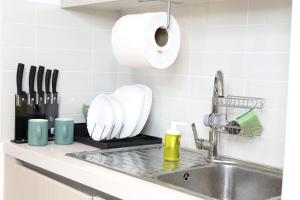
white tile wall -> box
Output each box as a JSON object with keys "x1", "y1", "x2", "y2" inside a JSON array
[
  {"x1": 0, "y1": 0, "x2": 292, "y2": 168},
  {"x1": 0, "y1": 0, "x2": 3, "y2": 143},
  {"x1": 119, "y1": 0, "x2": 292, "y2": 168},
  {"x1": 1, "y1": 1, "x2": 5, "y2": 198},
  {"x1": 0, "y1": 0, "x2": 119, "y2": 140}
]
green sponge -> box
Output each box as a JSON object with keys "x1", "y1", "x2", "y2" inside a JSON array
[{"x1": 235, "y1": 109, "x2": 263, "y2": 137}]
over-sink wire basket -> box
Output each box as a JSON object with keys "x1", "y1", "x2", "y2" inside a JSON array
[
  {"x1": 214, "y1": 95, "x2": 265, "y2": 136},
  {"x1": 214, "y1": 95, "x2": 265, "y2": 110}
]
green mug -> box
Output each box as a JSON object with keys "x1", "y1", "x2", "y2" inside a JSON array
[
  {"x1": 28, "y1": 119, "x2": 48, "y2": 146},
  {"x1": 55, "y1": 118, "x2": 74, "y2": 145}
]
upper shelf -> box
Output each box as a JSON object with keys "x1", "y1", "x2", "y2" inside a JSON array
[{"x1": 60, "y1": 0, "x2": 198, "y2": 11}]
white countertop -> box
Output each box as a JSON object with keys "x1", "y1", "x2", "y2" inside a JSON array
[{"x1": 3, "y1": 142, "x2": 203, "y2": 200}]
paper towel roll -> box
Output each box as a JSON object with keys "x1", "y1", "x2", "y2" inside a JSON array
[{"x1": 112, "y1": 12, "x2": 181, "y2": 69}]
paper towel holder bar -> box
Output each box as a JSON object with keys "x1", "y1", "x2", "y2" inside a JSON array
[
  {"x1": 166, "y1": 0, "x2": 171, "y2": 29},
  {"x1": 137, "y1": 0, "x2": 173, "y2": 29}
]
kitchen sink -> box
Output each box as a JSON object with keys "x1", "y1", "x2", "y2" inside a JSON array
[
  {"x1": 157, "y1": 161, "x2": 282, "y2": 200},
  {"x1": 68, "y1": 145, "x2": 282, "y2": 200}
]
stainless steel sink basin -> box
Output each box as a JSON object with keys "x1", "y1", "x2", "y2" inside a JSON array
[
  {"x1": 157, "y1": 162, "x2": 282, "y2": 200},
  {"x1": 68, "y1": 145, "x2": 282, "y2": 200}
]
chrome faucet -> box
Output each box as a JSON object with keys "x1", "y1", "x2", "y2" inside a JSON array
[{"x1": 192, "y1": 70, "x2": 225, "y2": 161}]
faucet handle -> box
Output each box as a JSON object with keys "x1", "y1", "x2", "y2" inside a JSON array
[
  {"x1": 191, "y1": 123, "x2": 210, "y2": 150},
  {"x1": 191, "y1": 123, "x2": 201, "y2": 149},
  {"x1": 191, "y1": 123, "x2": 199, "y2": 140}
]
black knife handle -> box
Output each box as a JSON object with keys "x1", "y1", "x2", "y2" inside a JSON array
[
  {"x1": 29, "y1": 66, "x2": 37, "y2": 96},
  {"x1": 45, "y1": 69, "x2": 52, "y2": 93},
  {"x1": 52, "y1": 69, "x2": 59, "y2": 94},
  {"x1": 37, "y1": 66, "x2": 45, "y2": 95},
  {"x1": 16, "y1": 63, "x2": 25, "y2": 95}
]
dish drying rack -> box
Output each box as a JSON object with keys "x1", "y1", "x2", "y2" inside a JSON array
[{"x1": 213, "y1": 95, "x2": 265, "y2": 136}]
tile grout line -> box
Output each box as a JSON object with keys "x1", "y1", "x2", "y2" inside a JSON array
[
  {"x1": 1, "y1": 46, "x2": 289, "y2": 55},
  {"x1": 188, "y1": 51, "x2": 290, "y2": 54},
  {"x1": 34, "y1": 4, "x2": 38, "y2": 66},
  {"x1": 90, "y1": 25, "x2": 95, "y2": 101},
  {"x1": 115, "y1": 11, "x2": 122, "y2": 90},
  {"x1": 184, "y1": 4, "x2": 195, "y2": 126},
  {"x1": 242, "y1": 0, "x2": 251, "y2": 96},
  {"x1": 115, "y1": 72, "x2": 289, "y2": 84},
  {"x1": 2, "y1": 21, "x2": 113, "y2": 31}
]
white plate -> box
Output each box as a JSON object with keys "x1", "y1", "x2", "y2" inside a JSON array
[
  {"x1": 114, "y1": 85, "x2": 145, "y2": 139},
  {"x1": 130, "y1": 84, "x2": 152, "y2": 137},
  {"x1": 106, "y1": 95, "x2": 124, "y2": 140},
  {"x1": 87, "y1": 94, "x2": 114, "y2": 141}
]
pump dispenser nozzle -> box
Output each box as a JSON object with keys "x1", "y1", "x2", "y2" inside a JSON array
[{"x1": 167, "y1": 121, "x2": 187, "y2": 135}]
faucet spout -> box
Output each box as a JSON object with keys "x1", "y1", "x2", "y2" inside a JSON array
[
  {"x1": 214, "y1": 71, "x2": 224, "y2": 97},
  {"x1": 193, "y1": 70, "x2": 225, "y2": 161},
  {"x1": 212, "y1": 71, "x2": 224, "y2": 114}
]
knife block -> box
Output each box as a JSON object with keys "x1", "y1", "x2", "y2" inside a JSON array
[
  {"x1": 12, "y1": 94, "x2": 54, "y2": 144},
  {"x1": 12, "y1": 94, "x2": 29, "y2": 143}
]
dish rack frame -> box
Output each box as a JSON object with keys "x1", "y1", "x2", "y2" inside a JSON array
[{"x1": 214, "y1": 95, "x2": 265, "y2": 136}]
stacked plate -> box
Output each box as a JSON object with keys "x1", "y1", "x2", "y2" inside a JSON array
[{"x1": 87, "y1": 84, "x2": 152, "y2": 141}]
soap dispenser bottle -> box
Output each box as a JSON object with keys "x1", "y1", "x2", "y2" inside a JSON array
[{"x1": 164, "y1": 121, "x2": 187, "y2": 161}]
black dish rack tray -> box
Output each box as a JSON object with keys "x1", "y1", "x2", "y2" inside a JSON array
[{"x1": 74, "y1": 123, "x2": 162, "y2": 149}]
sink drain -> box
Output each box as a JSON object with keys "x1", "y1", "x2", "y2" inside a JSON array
[{"x1": 183, "y1": 172, "x2": 190, "y2": 181}]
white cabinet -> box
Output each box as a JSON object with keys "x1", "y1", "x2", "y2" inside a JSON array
[
  {"x1": 4, "y1": 156, "x2": 93, "y2": 200},
  {"x1": 60, "y1": 0, "x2": 198, "y2": 10},
  {"x1": 48, "y1": 177, "x2": 93, "y2": 200}
]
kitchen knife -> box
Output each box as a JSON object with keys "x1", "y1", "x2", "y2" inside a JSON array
[
  {"x1": 16, "y1": 63, "x2": 27, "y2": 102},
  {"x1": 37, "y1": 66, "x2": 46, "y2": 119},
  {"x1": 48, "y1": 69, "x2": 59, "y2": 134},
  {"x1": 28, "y1": 65, "x2": 38, "y2": 118},
  {"x1": 14, "y1": 63, "x2": 28, "y2": 142},
  {"x1": 45, "y1": 69, "x2": 52, "y2": 131},
  {"x1": 45, "y1": 69, "x2": 52, "y2": 103},
  {"x1": 50, "y1": 69, "x2": 59, "y2": 133}
]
